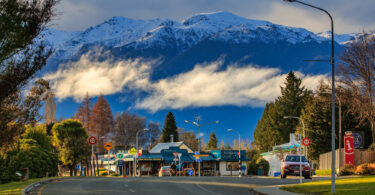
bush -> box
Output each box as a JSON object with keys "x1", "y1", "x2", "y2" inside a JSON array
[
  {"x1": 339, "y1": 164, "x2": 355, "y2": 176},
  {"x1": 315, "y1": 169, "x2": 331, "y2": 176},
  {"x1": 110, "y1": 172, "x2": 119, "y2": 176},
  {"x1": 100, "y1": 172, "x2": 108, "y2": 176},
  {"x1": 98, "y1": 168, "x2": 107, "y2": 172},
  {"x1": 355, "y1": 163, "x2": 375, "y2": 175},
  {"x1": 256, "y1": 158, "x2": 270, "y2": 173}
]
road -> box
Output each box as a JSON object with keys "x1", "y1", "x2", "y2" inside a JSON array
[{"x1": 30, "y1": 176, "x2": 315, "y2": 195}]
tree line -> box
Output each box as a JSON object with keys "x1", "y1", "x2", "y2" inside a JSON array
[{"x1": 254, "y1": 32, "x2": 375, "y2": 161}]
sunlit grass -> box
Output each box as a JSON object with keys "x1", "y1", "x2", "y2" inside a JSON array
[
  {"x1": 0, "y1": 177, "x2": 62, "y2": 195},
  {"x1": 282, "y1": 175, "x2": 375, "y2": 195}
]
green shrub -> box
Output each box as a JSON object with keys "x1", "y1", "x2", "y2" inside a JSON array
[
  {"x1": 110, "y1": 172, "x2": 118, "y2": 176},
  {"x1": 100, "y1": 172, "x2": 108, "y2": 176},
  {"x1": 315, "y1": 169, "x2": 331, "y2": 176},
  {"x1": 339, "y1": 164, "x2": 355, "y2": 176},
  {"x1": 256, "y1": 158, "x2": 270, "y2": 173},
  {"x1": 98, "y1": 168, "x2": 107, "y2": 172}
]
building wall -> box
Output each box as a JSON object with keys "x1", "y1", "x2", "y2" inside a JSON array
[
  {"x1": 179, "y1": 144, "x2": 194, "y2": 153},
  {"x1": 219, "y1": 161, "x2": 248, "y2": 176},
  {"x1": 262, "y1": 154, "x2": 281, "y2": 177}
]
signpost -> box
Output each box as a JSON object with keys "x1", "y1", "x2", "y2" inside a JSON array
[
  {"x1": 88, "y1": 136, "x2": 97, "y2": 176},
  {"x1": 344, "y1": 132, "x2": 354, "y2": 166},
  {"x1": 129, "y1": 147, "x2": 137, "y2": 176},
  {"x1": 302, "y1": 138, "x2": 311, "y2": 146},
  {"x1": 104, "y1": 142, "x2": 112, "y2": 175},
  {"x1": 178, "y1": 153, "x2": 182, "y2": 176}
]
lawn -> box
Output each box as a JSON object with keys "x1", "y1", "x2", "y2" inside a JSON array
[
  {"x1": 0, "y1": 177, "x2": 62, "y2": 195},
  {"x1": 281, "y1": 175, "x2": 375, "y2": 195}
]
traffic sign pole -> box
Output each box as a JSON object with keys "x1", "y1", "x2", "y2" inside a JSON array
[{"x1": 88, "y1": 136, "x2": 97, "y2": 177}]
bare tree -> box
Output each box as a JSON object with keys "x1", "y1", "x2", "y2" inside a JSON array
[
  {"x1": 114, "y1": 111, "x2": 146, "y2": 149},
  {"x1": 339, "y1": 32, "x2": 375, "y2": 148},
  {"x1": 178, "y1": 128, "x2": 198, "y2": 151}
]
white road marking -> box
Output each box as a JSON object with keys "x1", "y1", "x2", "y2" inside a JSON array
[{"x1": 129, "y1": 189, "x2": 135, "y2": 193}]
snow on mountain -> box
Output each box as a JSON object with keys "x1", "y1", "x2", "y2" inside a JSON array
[
  {"x1": 44, "y1": 11, "x2": 356, "y2": 60},
  {"x1": 317, "y1": 31, "x2": 357, "y2": 44}
]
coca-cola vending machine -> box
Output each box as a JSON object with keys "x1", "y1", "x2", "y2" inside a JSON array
[{"x1": 344, "y1": 131, "x2": 354, "y2": 166}]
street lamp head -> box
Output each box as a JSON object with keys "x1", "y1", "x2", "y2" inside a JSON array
[
  {"x1": 284, "y1": 0, "x2": 296, "y2": 2},
  {"x1": 215, "y1": 121, "x2": 219, "y2": 124},
  {"x1": 283, "y1": 116, "x2": 290, "y2": 119},
  {"x1": 143, "y1": 128, "x2": 150, "y2": 131},
  {"x1": 227, "y1": 129, "x2": 233, "y2": 132},
  {"x1": 184, "y1": 120, "x2": 189, "y2": 123}
]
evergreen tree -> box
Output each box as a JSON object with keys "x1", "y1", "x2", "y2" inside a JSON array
[
  {"x1": 206, "y1": 132, "x2": 218, "y2": 150},
  {"x1": 277, "y1": 71, "x2": 309, "y2": 143},
  {"x1": 253, "y1": 71, "x2": 308, "y2": 152},
  {"x1": 160, "y1": 112, "x2": 179, "y2": 142}
]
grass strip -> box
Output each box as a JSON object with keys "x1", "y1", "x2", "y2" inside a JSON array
[{"x1": 281, "y1": 175, "x2": 375, "y2": 195}]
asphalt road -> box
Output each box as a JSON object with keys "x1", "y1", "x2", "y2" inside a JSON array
[{"x1": 30, "y1": 176, "x2": 315, "y2": 195}]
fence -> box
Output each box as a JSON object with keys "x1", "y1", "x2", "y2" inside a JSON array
[{"x1": 319, "y1": 149, "x2": 375, "y2": 170}]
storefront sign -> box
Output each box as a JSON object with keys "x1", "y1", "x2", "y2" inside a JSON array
[{"x1": 344, "y1": 131, "x2": 354, "y2": 166}]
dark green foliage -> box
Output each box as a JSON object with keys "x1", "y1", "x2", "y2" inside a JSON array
[
  {"x1": 0, "y1": 0, "x2": 56, "y2": 103},
  {"x1": 254, "y1": 71, "x2": 309, "y2": 152},
  {"x1": 0, "y1": 124, "x2": 58, "y2": 184},
  {"x1": 206, "y1": 132, "x2": 218, "y2": 150},
  {"x1": 161, "y1": 112, "x2": 179, "y2": 142},
  {"x1": 256, "y1": 158, "x2": 270, "y2": 172},
  {"x1": 52, "y1": 119, "x2": 90, "y2": 176},
  {"x1": 247, "y1": 149, "x2": 260, "y2": 175}
]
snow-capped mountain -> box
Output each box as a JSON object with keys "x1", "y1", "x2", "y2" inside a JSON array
[
  {"x1": 43, "y1": 11, "x2": 364, "y2": 78},
  {"x1": 45, "y1": 11, "x2": 355, "y2": 60}
]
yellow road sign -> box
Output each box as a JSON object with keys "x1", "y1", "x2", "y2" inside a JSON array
[
  {"x1": 129, "y1": 147, "x2": 137, "y2": 156},
  {"x1": 104, "y1": 142, "x2": 112, "y2": 151}
]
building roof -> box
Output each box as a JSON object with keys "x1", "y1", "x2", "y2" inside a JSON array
[{"x1": 149, "y1": 142, "x2": 184, "y2": 153}]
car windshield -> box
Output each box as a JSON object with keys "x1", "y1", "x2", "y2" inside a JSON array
[{"x1": 285, "y1": 155, "x2": 307, "y2": 162}]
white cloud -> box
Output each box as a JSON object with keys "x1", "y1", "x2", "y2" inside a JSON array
[
  {"x1": 45, "y1": 55, "x2": 327, "y2": 112},
  {"x1": 135, "y1": 61, "x2": 328, "y2": 112},
  {"x1": 44, "y1": 53, "x2": 153, "y2": 101}
]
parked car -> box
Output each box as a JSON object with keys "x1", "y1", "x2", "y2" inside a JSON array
[
  {"x1": 281, "y1": 154, "x2": 311, "y2": 179},
  {"x1": 158, "y1": 166, "x2": 171, "y2": 176}
]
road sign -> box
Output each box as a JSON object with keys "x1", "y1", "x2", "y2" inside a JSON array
[
  {"x1": 196, "y1": 158, "x2": 202, "y2": 162},
  {"x1": 188, "y1": 169, "x2": 194, "y2": 176},
  {"x1": 116, "y1": 153, "x2": 124, "y2": 159},
  {"x1": 193, "y1": 154, "x2": 209, "y2": 158},
  {"x1": 178, "y1": 153, "x2": 182, "y2": 158},
  {"x1": 104, "y1": 142, "x2": 112, "y2": 151},
  {"x1": 302, "y1": 138, "x2": 311, "y2": 146},
  {"x1": 194, "y1": 151, "x2": 199, "y2": 155},
  {"x1": 173, "y1": 152, "x2": 179, "y2": 158},
  {"x1": 88, "y1": 136, "x2": 97, "y2": 145},
  {"x1": 118, "y1": 160, "x2": 124, "y2": 166},
  {"x1": 129, "y1": 147, "x2": 137, "y2": 156}
]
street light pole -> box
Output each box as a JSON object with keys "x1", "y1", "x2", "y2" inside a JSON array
[
  {"x1": 228, "y1": 129, "x2": 242, "y2": 177},
  {"x1": 135, "y1": 128, "x2": 149, "y2": 176},
  {"x1": 284, "y1": 116, "x2": 304, "y2": 184},
  {"x1": 283, "y1": 0, "x2": 335, "y2": 192},
  {"x1": 185, "y1": 118, "x2": 219, "y2": 177}
]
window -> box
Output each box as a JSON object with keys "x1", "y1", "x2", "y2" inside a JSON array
[
  {"x1": 226, "y1": 162, "x2": 239, "y2": 171},
  {"x1": 285, "y1": 155, "x2": 307, "y2": 162}
]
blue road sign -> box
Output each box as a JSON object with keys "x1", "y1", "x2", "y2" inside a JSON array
[
  {"x1": 196, "y1": 158, "x2": 202, "y2": 162},
  {"x1": 188, "y1": 169, "x2": 194, "y2": 176},
  {"x1": 194, "y1": 151, "x2": 199, "y2": 155},
  {"x1": 118, "y1": 160, "x2": 124, "y2": 166}
]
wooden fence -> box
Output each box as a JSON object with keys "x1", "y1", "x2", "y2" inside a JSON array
[{"x1": 319, "y1": 149, "x2": 375, "y2": 170}]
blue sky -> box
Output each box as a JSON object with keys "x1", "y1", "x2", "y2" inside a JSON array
[{"x1": 47, "y1": 0, "x2": 374, "y2": 146}]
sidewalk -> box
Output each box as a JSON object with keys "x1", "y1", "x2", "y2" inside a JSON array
[{"x1": 254, "y1": 185, "x2": 303, "y2": 195}]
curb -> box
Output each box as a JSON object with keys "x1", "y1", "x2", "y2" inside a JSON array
[
  {"x1": 23, "y1": 178, "x2": 64, "y2": 195},
  {"x1": 252, "y1": 184, "x2": 303, "y2": 195}
]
